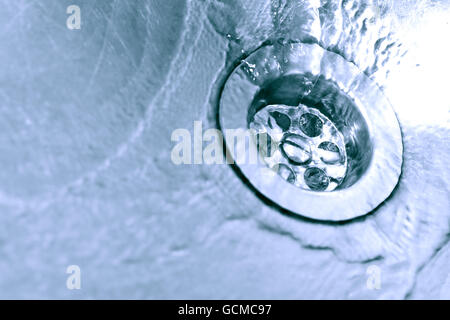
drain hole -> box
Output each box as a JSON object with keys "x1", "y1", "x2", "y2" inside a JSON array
[
  {"x1": 318, "y1": 141, "x2": 342, "y2": 164},
  {"x1": 269, "y1": 111, "x2": 291, "y2": 131},
  {"x1": 304, "y1": 167, "x2": 330, "y2": 191},
  {"x1": 280, "y1": 134, "x2": 312, "y2": 165},
  {"x1": 278, "y1": 164, "x2": 296, "y2": 184},
  {"x1": 299, "y1": 113, "x2": 323, "y2": 137}
]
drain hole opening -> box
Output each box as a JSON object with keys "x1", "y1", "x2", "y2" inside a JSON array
[
  {"x1": 304, "y1": 167, "x2": 330, "y2": 191},
  {"x1": 248, "y1": 74, "x2": 373, "y2": 190},
  {"x1": 299, "y1": 113, "x2": 323, "y2": 137}
]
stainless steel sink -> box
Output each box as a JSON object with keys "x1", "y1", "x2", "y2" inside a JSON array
[{"x1": 0, "y1": 0, "x2": 448, "y2": 299}]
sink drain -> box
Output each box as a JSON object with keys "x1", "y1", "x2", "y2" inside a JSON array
[
  {"x1": 219, "y1": 42, "x2": 403, "y2": 221},
  {"x1": 250, "y1": 103, "x2": 347, "y2": 192}
]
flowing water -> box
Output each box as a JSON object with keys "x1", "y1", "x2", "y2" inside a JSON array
[{"x1": 0, "y1": 0, "x2": 448, "y2": 298}]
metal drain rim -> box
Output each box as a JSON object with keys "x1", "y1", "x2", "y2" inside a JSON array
[{"x1": 219, "y1": 42, "x2": 403, "y2": 221}]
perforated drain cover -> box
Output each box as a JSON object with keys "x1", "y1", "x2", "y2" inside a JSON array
[{"x1": 250, "y1": 103, "x2": 347, "y2": 192}]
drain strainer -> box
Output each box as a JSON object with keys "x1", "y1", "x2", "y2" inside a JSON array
[{"x1": 219, "y1": 42, "x2": 403, "y2": 221}]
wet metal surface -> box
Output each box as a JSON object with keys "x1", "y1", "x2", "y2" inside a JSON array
[{"x1": 0, "y1": 0, "x2": 448, "y2": 299}]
